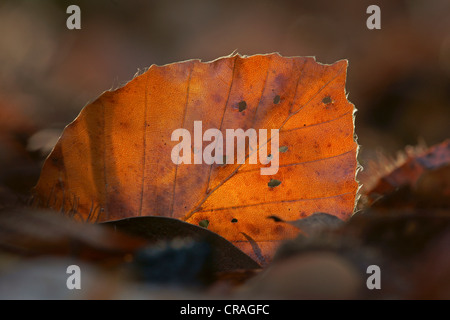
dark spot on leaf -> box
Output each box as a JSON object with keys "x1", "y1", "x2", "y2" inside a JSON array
[
  {"x1": 231, "y1": 218, "x2": 238, "y2": 223},
  {"x1": 322, "y1": 96, "x2": 332, "y2": 104},
  {"x1": 273, "y1": 95, "x2": 281, "y2": 104},
  {"x1": 238, "y1": 101, "x2": 247, "y2": 112},
  {"x1": 199, "y1": 219, "x2": 209, "y2": 228},
  {"x1": 279, "y1": 146, "x2": 289, "y2": 153},
  {"x1": 268, "y1": 179, "x2": 282, "y2": 188},
  {"x1": 267, "y1": 215, "x2": 283, "y2": 222}
]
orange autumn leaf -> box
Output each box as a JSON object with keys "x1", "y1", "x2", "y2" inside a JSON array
[{"x1": 32, "y1": 53, "x2": 358, "y2": 264}]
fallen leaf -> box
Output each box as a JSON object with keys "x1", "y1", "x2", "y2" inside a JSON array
[
  {"x1": 32, "y1": 53, "x2": 358, "y2": 264},
  {"x1": 268, "y1": 212, "x2": 345, "y2": 236},
  {"x1": 0, "y1": 208, "x2": 145, "y2": 264},
  {"x1": 367, "y1": 139, "x2": 450, "y2": 208},
  {"x1": 103, "y1": 216, "x2": 260, "y2": 272},
  {"x1": 266, "y1": 208, "x2": 450, "y2": 299}
]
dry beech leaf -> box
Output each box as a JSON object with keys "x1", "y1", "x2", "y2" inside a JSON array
[
  {"x1": 32, "y1": 53, "x2": 358, "y2": 264},
  {"x1": 104, "y1": 216, "x2": 261, "y2": 272},
  {"x1": 267, "y1": 212, "x2": 345, "y2": 236},
  {"x1": 367, "y1": 139, "x2": 450, "y2": 207},
  {"x1": 0, "y1": 208, "x2": 259, "y2": 272},
  {"x1": 0, "y1": 208, "x2": 145, "y2": 263}
]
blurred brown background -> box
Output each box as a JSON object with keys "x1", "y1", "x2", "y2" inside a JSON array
[{"x1": 0, "y1": 0, "x2": 449, "y2": 202}]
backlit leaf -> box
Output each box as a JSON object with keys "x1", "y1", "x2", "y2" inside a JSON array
[{"x1": 33, "y1": 53, "x2": 358, "y2": 264}]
